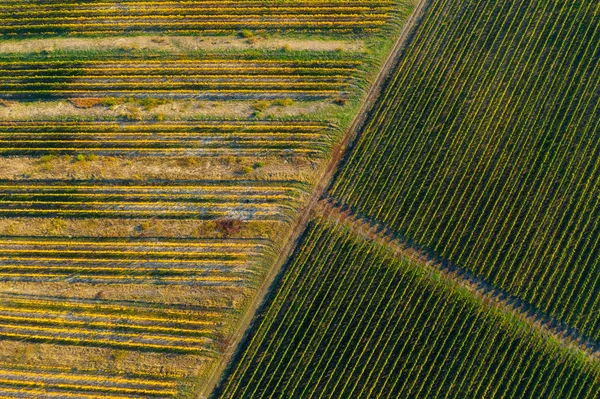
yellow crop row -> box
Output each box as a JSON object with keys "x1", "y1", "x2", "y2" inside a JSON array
[
  {"x1": 3, "y1": 82, "x2": 346, "y2": 88},
  {"x1": 0, "y1": 210, "x2": 283, "y2": 219},
  {"x1": 0, "y1": 188, "x2": 293, "y2": 194},
  {"x1": 3, "y1": 19, "x2": 385, "y2": 27},
  {"x1": 0, "y1": 239, "x2": 263, "y2": 249},
  {"x1": 4, "y1": 67, "x2": 354, "y2": 75},
  {"x1": 0, "y1": 248, "x2": 250, "y2": 257},
  {"x1": 0, "y1": 297, "x2": 224, "y2": 319},
  {"x1": 0, "y1": 183, "x2": 301, "y2": 191},
  {"x1": 2, "y1": 191, "x2": 295, "y2": 198},
  {"x1": 0, "y1": 0, "x2": 392, "y2": 5},
  {"x1": 2, "y1": 274, "x2": 246, "y2": 284},
  {"x1": 0, "y1": 257, "x2": 247, "y2": 266},
  {"x1": 4, "y1": 89, "x2": 341, "y2": 95},
  {"x1": 0, "y1": 311, "x2": 220, "y2": 332},
  {"x1": 0, "y1": 331, "x2": 212, "y2": 355},
  {"x1": 0, "y1": 303, "x2": 222, "y2": 325},
  {"x1": 0, "y1": 314, "x2": 214, "y2": 337},
  {"x1": 0, "y1": 28, "x2": 376, "y2": 37},
  {"x1": 0, "y1": 378, "x2": 177, "y2": 397},
  {"x1": 0, "y1": 257, "x2": 246, "y2": 265},
  {"x1": 0, "y1": 322, "x2": 214, "y2": 346},
  {"x1": 0, "y1": 129, "x2": 324, "y2": 138},
  {"x1": 2, "y1": 13, "x2": 386, "y2": 23},
  {"x1": 0, "y1": 200, "x2": 288, "y2": 208},
  {"x1": 0, "y1": 147, "x2": 321, "y2": 156},
  {"x1": 0, "y1": 58, "x2": 358, "y2": 66},
  {"x1": 0, "y1": 134, "x2": 324, "y2": 139},
  {"x1": 0, "y1": 121, "x2": 326, "y2": 128},
  {"x1": 0, "y1": 265, "x2": 248, "y2": 275},
  {"x1": 1, "y1": 139, "x2": 323, "y2": 144},
  {"x1": 0, "y1": 385, "x2": 169, "y2": 399},
  {"x1": 0, "y1": 74, "x2": 349, "y2": 80},
  {"x1": 3, "y1": 7, "x2": 391, "y2": 16},
  {"x1": 0, "y1": 367, "x2": 176, "y2": 388}
]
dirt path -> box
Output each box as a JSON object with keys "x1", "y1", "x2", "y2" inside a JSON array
[
  {"x1": 319, "y1": 197, "x2": 600, "y2": 361},
  {"x1": 198, "y1": 0, "x2": 432, "y2": 397}
]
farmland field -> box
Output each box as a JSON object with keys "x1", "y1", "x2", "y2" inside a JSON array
[
  {"x1": 330, "y1": 0, "x2": 600, "y2": 341},
  {"x1": 0, "y1": 0, "x2": 393, "y2": 37},
  {"x1": 215, "y1": 218, "x2": 600, "y2": 398},
  {"x1": 0, "y1": 0, "x2": 418, "y2": 396},
  {"x1": 6, "y1": 0, "x2": 597, "y2": 397},
  {"x1": 0, "y1": 52, "x2": 360, "y2": 100}
]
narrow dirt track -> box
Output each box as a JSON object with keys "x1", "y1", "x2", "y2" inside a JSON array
[{"x1": 200, "y1": 1, "x2": 431, "y2": 397}]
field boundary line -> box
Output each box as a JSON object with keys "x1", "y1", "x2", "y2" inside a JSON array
[
  {"x1": 199, "y1": 0, "x2": 432, "y2": 397},
  {"x1": 318, "y1": 197, "x2": 600, "y2": 362}
]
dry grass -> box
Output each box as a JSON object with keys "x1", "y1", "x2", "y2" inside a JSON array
[
  {"x1": 3, "y1": 155, "x2": 316, "y2": 182},
  {"x1": 0, "y1": 99, "x2": 331, "y2": 121},
  {"x1": 0, "y1": 280, "x2": 247, "y2": 307},
  {"x1": 0, "y1": 217, "x2": 283, "y2": 240},
  {"x1": 0, "y1": 340, "x2": 210, "y2": 378},
  {"x1": 0, "y1": 35, "x2": 364, "y2": 54}
]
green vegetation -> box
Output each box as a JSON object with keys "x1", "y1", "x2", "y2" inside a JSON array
[
  {"x1": 330, "y1": 0, "x2": 600, "y2": 340},
  {"x1": 215, "y1": 219, "x2": 600, "y2": 398}
]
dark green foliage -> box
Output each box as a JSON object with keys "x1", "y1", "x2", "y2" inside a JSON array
[
  {"x1": 215, "y1": 220, "x2": 600, "y2": 398},
  {"x1": 330, "y1": 0, "x2": 600, "y2": 339}
]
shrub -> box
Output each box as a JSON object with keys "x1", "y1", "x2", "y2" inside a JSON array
[
  {"x1": 69, "y1": 98, "x2": 103, "y2": 109},
  {"x1": 273, "y1": 98, "x2": 294, "y2": 107},
  {"x1": 239, "y1": 30, "x2": 254, "y2": 39}
]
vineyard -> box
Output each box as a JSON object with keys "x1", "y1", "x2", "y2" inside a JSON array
[
  {"x1": 0, "y1": 54, "x2": 360, "y2": 100},
  {"x1": 215, "y1": 219, "x2": 600, "y2": 398},
  {"x1": 330, "y1": 0, "x2": 600, "y2": 341},
  {"x1": 0, "y1": 0, "x2": 393, "y2": 37}
]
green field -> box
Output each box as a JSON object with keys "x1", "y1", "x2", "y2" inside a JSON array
[
  {"x1": 215, "y1": 218, "x2": 600, "y2": 398},
  {"x1": 330, "y1": 0, "x2": 600, "y2": 340}
]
